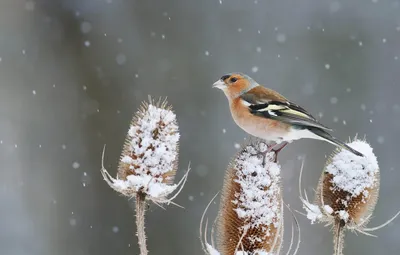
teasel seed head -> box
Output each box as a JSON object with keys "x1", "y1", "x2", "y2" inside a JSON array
[
  {"x1": 101, "y1": 97, "x2": 189, "y2": 204},
  {"x1": 217, "y1": 140, "x2": 284, "y2": 255},
  {"x1": 300, "y1": 138, "x2": 400, "y2": 255},
  {"x1": 316, "y1": 139, "x2": 380, "y2": 227}
]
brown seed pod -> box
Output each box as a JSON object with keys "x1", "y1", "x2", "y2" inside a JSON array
[
  {"x1": 300, "y1": 139, "x2": 400, "y2": 255},
  {"x1": 101, "y1": 97, "x2": 189, "y2": 203},
  {"x1": 200, "y1": 140, "x2": 301, "y2": 255},
  {"x1": 214, "y1": 140, "x2": 284, "y2": 255},
  {"x1": 316, "y1": 140, "x2": 379, "y2": 225}
]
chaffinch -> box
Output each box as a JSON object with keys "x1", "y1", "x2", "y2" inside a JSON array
[{"x1": 213, "y1": 72, "x2": 363, "y2": 157}]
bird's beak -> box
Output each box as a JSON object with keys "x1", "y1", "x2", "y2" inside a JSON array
[{"x1": 212, "y1": 79, "x2": 226, "y2": 90}]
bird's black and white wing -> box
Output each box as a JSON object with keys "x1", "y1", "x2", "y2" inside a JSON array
[{"x1": 240, "y1": 94, "x2": 332, "y2": 131}]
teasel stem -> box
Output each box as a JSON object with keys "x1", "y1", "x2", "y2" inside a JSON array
[
  {"x1": 333, "y1": 220, "x2": 345, "y2": 255},
  {"x1": 136, "y1": 191, "x2": 148, "y2": 255}
]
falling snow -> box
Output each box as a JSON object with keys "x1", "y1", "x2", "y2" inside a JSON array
[
  {"x1": 329, "y1": 2, "x2": 341, "y2": 13},
  {"x1": 25, "y1": 1, "x2": 35, "y2": 11},
  {"x1": 2, "y1": 3, "x2": 398, "y2": 254},
  {"x1": 330, "y1": 97, "x2": 338, "y2": 104},
  {"x1": 69, "y1": 218, "x2": 77, "y2": 226},
  {"x1": 80, "y1": 21, "x2": 92, "y2": 34},
  {"x1": 276, "y1": 33, "x2": 286, "y2": 43},
  {"x1": 72, "y1": 162, "x2": 80, "y2": 169},
  {"x1": 116, "y1": 54, "x2": 127, "y2": 65},
  {"x1": 196, "y1": 165, "x2": 209, "y2": 177},
  {"x1": 251, "y1": 66, "x2": 259, "y2": 73}
]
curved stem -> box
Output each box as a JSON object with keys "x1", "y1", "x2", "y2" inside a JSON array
[{"x1": 136, "y1": 192, "x2": 148, "y2": 255}]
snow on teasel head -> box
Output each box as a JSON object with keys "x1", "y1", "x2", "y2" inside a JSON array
[
  {"x1": 101, "y1": 98, "x2": 189, "y2": 204},
  {"x1": 300, "y1": 138, "x2": 400, "y2": 255},
  {"x1": 200, "y1": 140, "x2": 299, "y2": 255}
]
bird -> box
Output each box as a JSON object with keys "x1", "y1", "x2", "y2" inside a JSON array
[{"x1": 212, "y1": 72, "x2": 363, "y2": 157}]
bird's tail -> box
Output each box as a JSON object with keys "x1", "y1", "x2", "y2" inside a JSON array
[{"x1": 308, "y1": 127, "x2": 364, "y2": 157}]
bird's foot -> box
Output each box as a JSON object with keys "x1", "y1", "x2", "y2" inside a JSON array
[
  {"x1": 271, "y1": 141, "x2": 288, "y2": 154},
  {"x1": 264, "y1": 141, "x2": 288, "y2": 163}
]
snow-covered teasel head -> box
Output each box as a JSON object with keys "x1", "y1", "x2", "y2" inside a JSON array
[
  {"x1": 201, "y1": 140, "x2": 300, "y2": 255},
  {"x1": 101, "y1": 98, "x2": 189, "y2": 204},
  {"x1": 303, "y1": 139, "x2": 380, "y2": 227},
  {"x1": 300, "y1": 139, "x2": 400, "y2": 255}
]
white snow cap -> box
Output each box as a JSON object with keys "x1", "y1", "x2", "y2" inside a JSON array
[
  {"x1": 303, "y1": 200, "x2": 323, "y2": 224},
  {"x1": 233, "y1": 143, "x2": 282, "y2": 235},
  {"x1": 338, "y1": 210, "x2": 350, "y2": 221},
  {"x1": 325, "y1": 140, "x2": 379, "y2": 197},
  {"x1": 206, "y1": 244, "x2": 221, "y2": 255},
  {"x1": 301, "y1": 139, "x2": 380, "y2": 225}
]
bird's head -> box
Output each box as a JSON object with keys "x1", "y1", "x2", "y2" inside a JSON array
[{"x1": 213, "y1": 73, "x2": 259, "y2": 100}]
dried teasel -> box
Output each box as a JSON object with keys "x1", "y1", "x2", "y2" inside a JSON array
[
  {"x1": 300, "y1": 138, "x2": 400, "y2": 255},
  {"x1": 201, "y1": 140, "x2": 300, "y2": 255},
  {"x1": 101, "y1": 97, "x2": 189, "y2": 204},
  {"x1": 101, "y1": 97, "x2": 190, "y2": 255}
]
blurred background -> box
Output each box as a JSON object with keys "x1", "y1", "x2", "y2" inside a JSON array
[{"x1": 1, "y1": 0, "x2": 400, "y2": 254}]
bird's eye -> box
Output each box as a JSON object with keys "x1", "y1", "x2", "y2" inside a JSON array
[{"x1": 230, "y1": 77, "x2": 238, "y2": 83}]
